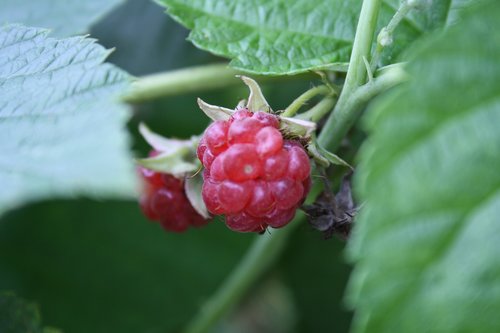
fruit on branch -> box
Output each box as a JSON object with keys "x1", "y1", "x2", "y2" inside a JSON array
[
  {"x1": 138, "y1": 154, "x2": 209, "y2": 232},
  {"x1": 136, "y1": 124, "x2": 211, "y2": 232},
  {"x1": 198, "y1": 109, "x2": 311, "y2": 233}
]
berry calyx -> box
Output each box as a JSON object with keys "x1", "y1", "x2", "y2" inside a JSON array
[
  {"x1": 198, "y1": 109, "x2": 311, "y2": 233},
  {"x1": 138, "y1": 157, "x2": 209, "y2": 232}
]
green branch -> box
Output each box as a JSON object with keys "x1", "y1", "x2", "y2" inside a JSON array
[
  {"x1": 318, "y1": 0, "x2": 382, "y2": 150},
  {"x1": 282, "y1": 85, "x2": 334, "y2": 117},
  {"x1": 123, "y1": 63, "x2": 314, "y2": 104},
  {"x1": 123, "y1": 64, "x2": 240, "y2": 103},
  {"x1": 335, "y1": 64, "x2": 408, "y2": 127},
  {"x1": 296, "y1": 96, "x2": 337, "y2": 122},
  {"x1": 183, "y1": 219, "x2": 301, "y2": 333}
]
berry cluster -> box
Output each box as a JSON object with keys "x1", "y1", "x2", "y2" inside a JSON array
[
  {"x1": 198, "y1": 110, "x2": 311, "y2": 232},
  {"x1": 139, "y1": 160, "x2": 208, "y2": 232}
]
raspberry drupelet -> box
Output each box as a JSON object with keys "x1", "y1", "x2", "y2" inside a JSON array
[
  {"x1": 139, "y1": 159, "x2": 209, "y2": 232},
  {"x1": 198, "y1": 109, "x2": 311, "y2": 233}
]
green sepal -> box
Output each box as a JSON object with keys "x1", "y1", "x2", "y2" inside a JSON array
[
  {"x1": 280, "y1": 117, "x2": 317, "y2": 140},
  {"x1": 239, "y1": 76, "x2": 272, "y2": 113},
  {"x1": 185, "y1": 171, "x2": 211, "y2": 219},
  {"x1": 136, "y1": 151, "x2": 199, "y2": 177},
  {"x1": 307, "y1": 139, "x2": 353, "y2": 170},
  {"x1": 137, "y1": 124, "x2": 200, "y2": 177},
  {"x1": 197, "y1": 98, "x2": 235, "y2": 121},
  {"x1": 139, "y1": 123, "x2": 197, "y2": 153}
]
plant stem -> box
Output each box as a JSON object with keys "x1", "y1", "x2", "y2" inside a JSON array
[
  {"x1": 183, "y1": 219, "x2": 301, "y2": 333},
  {"x1": 334, "y1": 65, "x2": 408, "y2": 126},
  {"x1": 281, "y1": 85, "x2": 333, "y2": 117},
  {"x1": 123, "y1": 63, "x2": 314, "y2": 104},
  {"x1": 318, "y1": 0, "x2": 382, "y2": 150},
  {"x1": 370, "y1": 0, "x2": 418, "y2": 71},
  {"x1": 296, "y1": 96, "x2": 337, "y2": 122},
  {"x1": 123, "y1": 64, "x2": 240, "y2": 103}
]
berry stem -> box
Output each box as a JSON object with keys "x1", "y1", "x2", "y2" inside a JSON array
[
  {"x1": 318, "y1": 0, "x2": 382, "y2": 150},
  {"x1": 281, "y1": 85, "x2": 335, "y2": 118},
  {"x1": 296, "y1": 96, "x2": 337, "y2": 122},
  {"x1": 183, "y1": 219, "x2": 301, "y2": 333}
]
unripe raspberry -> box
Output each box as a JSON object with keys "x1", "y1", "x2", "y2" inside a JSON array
[
  {"x1": 138, "y1": 158, "x2": 209, "y2": 232},
  {"x1": 199, "y1": 109, "x2": 311, "y2": 233}
]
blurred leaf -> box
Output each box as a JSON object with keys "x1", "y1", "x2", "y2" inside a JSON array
[
  {"x1": 378, "y1": 0, "x2": 452, "y2": 64},
  {"x1": 349, "y1": 1, "x2": 500, "y2": 332},
  {"x1": 0, "y1": 0, "x2": 125, "y2": 37},
  {"x1": 216, "y1": 277, "x2": 297, "y2": 333},
  {"x1": 281, "y1": 223, "x2": 352, "y2": 333},
  {"x1": 0, "y1": 25, "x2": 136, "y2": 216},
  {"x1": 158, "y1": 0, "x2": 456, "y2": 75},
  {"x1": 0, "y1": 200, "x2": 253, "y2": 333},
  {"x1": 446, "y1": 0, "x2": 485, "y2": 25},
  {"x1": 0, "y1": 293, "x2": 42, "y2": 333},
  {"x1": 91, "y1": 0, "x2": 220, "y2": 76}
]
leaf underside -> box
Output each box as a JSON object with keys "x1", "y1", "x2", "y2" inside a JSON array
[
  {"x1": 0, "y1": 25, "x2": 136, "y2": 216},
  {"x1": 348, "y1": 1, "x2": 500, "y2": 332},
  {"x1": 159, "y1": 0, "x2": 453, "y2": 75}
]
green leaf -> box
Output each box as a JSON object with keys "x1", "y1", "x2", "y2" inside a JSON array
[
  {"x1": 0, "y1": 25, "x2": 136, "y2": 216},
  {"x1": 446, "y1": 0, "x2": 484, "y2": 25},
  {"x1": 0, "y1": 0, "x2": 126, "y2": 37},
  {"x1": 348, "y1": 1, "x2": 500, "y2": 332},
  {"x1": 158, "y1": 0, "x2": 357, "y2": 75},
  {"x1": 158, "y1": 0, "x2": 456, "y2": 75}
]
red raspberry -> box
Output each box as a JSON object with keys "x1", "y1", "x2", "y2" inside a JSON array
[
  {"x1": 138, "y1": 160, "x2": 209, "y2": 232},
  {"x1": 198, "y1": 109, "x2": 311, "y2": 233}
]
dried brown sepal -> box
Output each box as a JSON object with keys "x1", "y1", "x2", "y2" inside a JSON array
[{"x1": 302, "y1": 172, "x2": 358, "y2": 240}]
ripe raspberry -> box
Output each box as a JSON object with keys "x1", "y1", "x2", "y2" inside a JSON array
[
  {"x1": 138, "y1": 156, "x2": 209, "y2": 232},
  {"x1": 198, "y1": 110, "x2": 311, "y2": 233}
]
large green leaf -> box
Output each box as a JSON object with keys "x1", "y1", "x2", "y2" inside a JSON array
[
  {"x1": 348, "y1": 1, "x2": 500, "y2": 332},
  {"x1": 0, "y1": 25, "x2": 136, "y2": 216},
  {"x1": 446, "y1": 0, "x2": 483, "y2": 24},
  {"x1": 0, "y1": 0, "x2": 126, "y2": 37},
  {"x1": 158, "y1": 0, "x2": 453, "y2": 75}
]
